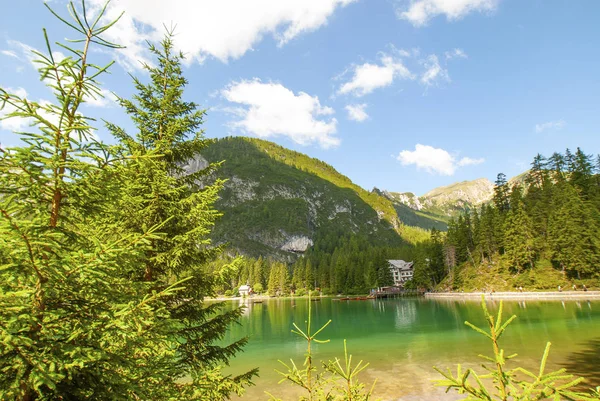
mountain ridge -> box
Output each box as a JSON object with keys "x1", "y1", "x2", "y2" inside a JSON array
[{"x1": 189, "y1": 136, "x2": 524, "y2": 259}]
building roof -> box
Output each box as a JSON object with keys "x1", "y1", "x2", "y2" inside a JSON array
[
  {"x1": 239, "y1": 285, "x2": 251, "y2": 291},
  {"x1": 388, "y1": 260, "x2": 414, "y2": 270}
]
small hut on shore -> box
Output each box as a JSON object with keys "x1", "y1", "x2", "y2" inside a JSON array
[{"x1": 239, "y1": 285, "x2": 252, "y2": 297}]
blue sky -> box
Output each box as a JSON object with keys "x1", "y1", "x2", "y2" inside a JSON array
[{"x1": 1, "y1": 0, "x2": 599, "y2": 195}]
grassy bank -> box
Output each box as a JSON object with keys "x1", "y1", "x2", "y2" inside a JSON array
[{"x1": 438, "y1": 258, "x2": 599, "y2": 293}]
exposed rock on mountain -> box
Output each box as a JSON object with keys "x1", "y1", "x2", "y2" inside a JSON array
[
  {"x1": 201, "y1": 137, "x2": 407, "y2": 260},
  {"x1": 382, "y1": 178, "x2": 496, "y2": 218}
]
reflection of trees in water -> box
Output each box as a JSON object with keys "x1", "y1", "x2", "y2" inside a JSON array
[{"x1": 561, "y1": 338, "x2": 600, "y2": 391}]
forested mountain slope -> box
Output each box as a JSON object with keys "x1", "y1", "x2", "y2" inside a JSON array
[
  {"x1": 193, "y1": 137, "x2": 423, "y2": 260},
  {"x1": 373, "y1": 188, "x2": 449, "y2": 231}
]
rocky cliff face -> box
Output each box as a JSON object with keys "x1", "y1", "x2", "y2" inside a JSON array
[
  {"x1": 422, "y1": 178, "x2": 494, "y2": 213},
  {"x1": 380, "y1": 190, "x2": 424, "y2": 211},
  {"x1": 382, "y1": 178, "x2": 495, "y2": 218},
  {"x1": 190, "y1": 137, "x2": 525, "y2": 258},
  {"x1": 199, "y1": 137, "x2": 403, "y2": 261}
]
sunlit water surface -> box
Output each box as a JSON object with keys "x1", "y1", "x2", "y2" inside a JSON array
[{"x1": 218, "y1": 297, "x2": 600, "y2": 400}]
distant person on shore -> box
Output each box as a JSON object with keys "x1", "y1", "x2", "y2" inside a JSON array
[
  {"x1": 558, "y1": 285, "x2": 562, "y2": 292},
  {"x1": 518, "y1": 286, "x2": 523, "y2": 292},
  {"x1": 573, "y1": 284, "x2": 577, "y2": 291},
  {"x1": 583, "y1": 284, "x2": 588, "y2": 292}
]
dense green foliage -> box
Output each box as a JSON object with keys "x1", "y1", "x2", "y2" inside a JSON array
[
  {"x1": 201, "y1": 137, "x2": 430, "y2": 262},
  {"x1": 290, "y1": 233, "x2": 398, "y2": 294},
  {"x1": 105, "y1": 32, "x2": 256, "y2": 398},
  {"x1": 412, "y1": 149, "x2": 600, "y2": 291},
  {"x1": 212, "y1": 234, "x2": 399, "y2": 296},
  {"x1": 0, "y1": 3, "x2": 253, "y2": 399},
  {"x1": 391, "y1": 202, "x2": 449, "y2": 231}
]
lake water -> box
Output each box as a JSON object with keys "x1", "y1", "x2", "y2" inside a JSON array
[{"x1": 220, "y1": 297, "x2": 600, "y2": 400}]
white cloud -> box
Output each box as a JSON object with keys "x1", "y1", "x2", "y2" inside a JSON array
[
  {"x1": 1, "y1": 50, "x2": 18, "y2": 58},
  {"x1": 420, "y1": 54, "x2": 449, "y2": 87},
  {"x1": 84, "y1": 88, "x2": 118, "y2": 108},
  {"x1": 0, "y1": 89, "x2": 62, "y2": 132},
  {"x1": 396, "y1": 144, "x2": 484, "y2": 175},
  {"x1": 338, "y1": 54, "x2": 414, "y2": 97},
  {"x1": 345, "y1": 103, "x2": 368, "y2": 122},
  {"x1": 535, "y1": 119, "x2": 566, "y2": 133},
  {"x1": 222, "y1": 79, "x2": 339, "y2": 148},
  {"x1": 88, "y1": 0, "x2": 356, "y2": 69},
  {"x1": 5, "y1": 40, "x2": 34, "y2": 64},
  {"x1": 457, "y1": 156, "x2": 484, "y2": 166},
  {"x1": 4, "y1": 40, "x2": 116, "y2": 108},
  {"x1": 6, "y1": 39, "x2": 68, "y2": 70},
  {"x1": 0, "y1": 87, "x2": 31, "y2": 131},
  {"x1": 445, "y1": 48, "x2": 467, "y2": 60},
  {"x1": 397, "y1": 0, "x2": 499, "y2": 26}
]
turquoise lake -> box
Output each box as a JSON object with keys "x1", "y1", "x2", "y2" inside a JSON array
[{"x1": 219, "y1": 297, "x2": 600, "y2": 400}]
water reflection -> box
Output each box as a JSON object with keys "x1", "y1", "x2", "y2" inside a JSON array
[
  {"x1": 562, "y1": 338, "x2": 600, "y2": 391},
  {"x1": 394, "y1": 301, "x2": 417, "y2": 329},
  {"x1": 216, "y1": 297, "x2": 600, "y2": 400}
]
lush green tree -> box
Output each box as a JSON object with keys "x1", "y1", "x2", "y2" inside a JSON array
[
  {"x1": 548, "y1": 183, "x2": 600, "y2": 278},
  {"x1": 0, "y1": 3, "x2": 193, "y2": 399},
  {"x1": 427, "y1": 229, "x2": 447, "y2": 285},
  {"x1": 105, "y1": 31, "x2": 256, "y2": 398},
  {"x1": 268, "y1": 262, "x2": 290, "y2": 296},
  {"x1": 526, "y1": 153, "x2": 548, "y2": 189},
  {"x1": 547, "y1": 151, "x2": 566, "y2": 180},
  {"x1": 571, "y1": 147, "x2": 594, "y2": 196},
  {"x1": 504, "y1": 186, "x2": 536, "y2": 271},
  {"x1": 565, "y1": 148, "x2": 575, "y2": 173},
  {"x1": 493, "y1": 173, "x2": 510, "y2": 213},
  {"x1": 305, "y1": 259, "x2": 315, "y2": 290}
]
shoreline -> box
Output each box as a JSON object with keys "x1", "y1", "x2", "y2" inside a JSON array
[
  {"x1": 208, "y1": 291, "x2": 600, "y2": 302},
  {"x1": 425, "y1": 290, "x2": 600, "y2": 300}
]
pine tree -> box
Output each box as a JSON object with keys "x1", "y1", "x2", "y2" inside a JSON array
[
  {"x1": 253, "y1": 256, "x2": 265, "y2": 287},
  {"x1": 547, "y1": 152, "x2": 566, "y2": 180},
  {"x1": 305, "y1": 259, "x2": 315, "y2": 290},
  {"x1": 571, "y1": 147, "x2": 594, "y2": 196},
  {"x1": 503, "y1": 186, "x2": 536, "y2": 272},
  {"x1": 106, "y1": 32, "x2": 256, "y2": 398},
  {"x1": 429, "y1": 229, "x2": 446, "y2": 285},
  {"x1": 480, "y1": 205, "x2": 499, "y2": 260},
  {"x1": 471, "y1": 209, "x2": 483, "y2": 262},
  {"x1": 493, "y1": 173, "x2": 510, "y2": 213},
  {"x1": 0, "y1": 3, "x2": 191, "y2": 399},
  {"x1": 565, "y1": 148, "x2": 575, "y2": 173},
  {"x1": 548, "y1": 182, "x2": 600, "y2": 278},
  {"x1": 267, "y1": 262, "x2": 290, "y2": 296},
  {"x1": 376, "y1": 251, "x2": 394, "y2": 287},
  {"x1": 295, "y1": 258, "x2": 306, "y2": 290},
  {"x1": 526, "y1": 153, "x2": 548, "y2": 189}
]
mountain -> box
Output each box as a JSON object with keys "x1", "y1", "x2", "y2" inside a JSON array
[
  {"x1": 372, "y1": 188, "x2": 449, "y2": 231},
  {"x1": 192, "y1": 137, "x2": 427, "y2": 261},
  {"x1": 389, "y1": 173, "x2": 530, "y2": 218},
  {"x1": 385, "y1": 178, "x2": 497, "y2": 219},
  {"x1": 420, "y1": 178, "x2": 495, "y2": 215},
  {"x1": 186, "y1": 137, "x2": 527, "y2": 260}
]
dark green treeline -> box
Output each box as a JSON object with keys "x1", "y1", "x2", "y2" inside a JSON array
[
  {"x1": 410, "y1": 148, "x2": 600, "y2": 290},
  {"x1": 216, "y1": 231, "x2": 405, "y2": 295}
]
